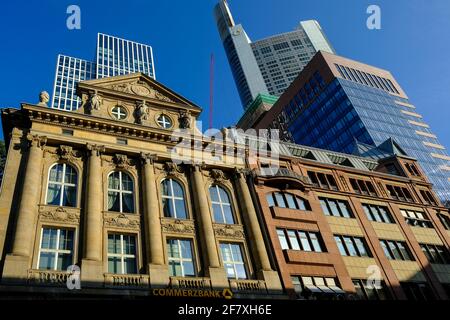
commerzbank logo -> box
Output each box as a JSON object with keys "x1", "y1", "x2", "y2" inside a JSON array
[{"x1": 152, "y1": 287, "x2": 234, "y2": 299}]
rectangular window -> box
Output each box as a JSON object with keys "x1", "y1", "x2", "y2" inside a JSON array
[
  {"x1": 107, "y1": 234, "x2": 137, "y2": 274},
  {"x1": 400, "y1": 209, "x2": 433, "y2": 228},
  {"x1": 117, "y1": 138, "x2": 128, "y2": 145},
  {"x1": 380, "y1": 240, "x2": 413, "y2": 261},
  {"x1": 353, "y1": 279, "x2": 389, "y2": 300},
  {"x1": 334, "y1": 235, "x2": 371, "y2": 257},
  {"x1": 220, "y1": 243, "x2": 247, "y2": 279},
  {"x1": 307, "y1": 171, "x2": 338, "y2": 190},
  {"x1": 320, "y1": 197, "x2": 353, "y2": 218},
  {"x1": 350, "y1": 178, "x2": 377, "y2": 196},
  {"x1": 362, "y1": 204, "x2": 394, "y2": 224},
  {"x1": 62, "y1": 129, "x2": 74, "y2": 136},
  {"x1": 38, "y1": 228, "x2": 74, "y2": 271},
  {"x1": 277, "y1": 228, "x2": 325, "y2": 252},
  {"x1": 419, "y1": 243, "x2": 450, "y2": 264},
  {"x1": 386, "y1": 185, "x2": 414, "y2": 202},
  {"x1": 419, "y1": 190, "x2": 437, "y2": 206},
  {"x1": 438, "y1": 213, "x2": 450, "y2": 230},
  {"x1": 167, "y1": 239, "x2": 195, "y2": 277}
]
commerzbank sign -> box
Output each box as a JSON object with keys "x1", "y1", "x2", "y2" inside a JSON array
[{"x1": 151, "y1": 288, "x2": 233, "y2": 299}]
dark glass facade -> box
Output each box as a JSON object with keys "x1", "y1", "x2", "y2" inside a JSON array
[{"x1": 282, "y1": 75, "x2": 450, "y2": 204}]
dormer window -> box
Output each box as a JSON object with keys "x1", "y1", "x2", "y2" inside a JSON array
[
  {"x1": 111, "y1": 106, "x2": 127, "y2": 120},
  {"x1": 157, "y1": 114, "x2": 172, "y2": 129}
]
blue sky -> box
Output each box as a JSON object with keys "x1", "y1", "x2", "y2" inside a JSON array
[{"x1": 0, "y1": 0, "x2": 449, "y2": 149}]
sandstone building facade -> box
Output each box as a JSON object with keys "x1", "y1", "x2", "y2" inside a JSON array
[{"x1": 0, "y1": 73, "x2": 449, "y2": 300}]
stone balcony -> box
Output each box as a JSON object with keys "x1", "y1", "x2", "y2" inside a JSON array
[
  {"x1": 103, "y1": 273, "x2": 150, "y2": 289},
  {"x1": 169, "y1": 276, "x2": 212, "y2": 290},
  {"x1": 229, "y1": 279, "x2": 268, "y2": 294},
  {"x1": 255, "y1": 168, "x2": 310, "y2": 188},
  {"x1": 27, "y1": 269, "x2": 70, "y2": 286}
]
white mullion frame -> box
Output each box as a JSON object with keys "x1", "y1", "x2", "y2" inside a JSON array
[
  {"x1": 46, "y1": 163, "x2": 76, "y2": 206},
  {"x1": 108, "y1": 234, "x2": 136, "y2": 274},
  {"x1": 168, "y1": 239, "x2": 193, "y2": 277},
  {"x1": 162, "y1": 179, "x2": 185, "y2": 218},
  {"x1": 37, "y1": 228, "x2": 72, "y2": 270},
  {"x1": 108, "y1": 171, "x2": 133, "y2": 213},
  {"x1": 140, "y1": 44, "x2": 145, "y2": 73},
  {"x1": 211, "y1": 185, "x2": 232, "y2": 224},
  {"x1": 222, "y1": 243, "x2": 245, "y2": 279}
]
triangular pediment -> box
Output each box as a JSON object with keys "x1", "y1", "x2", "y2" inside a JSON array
[{"x1": 78, "y1": 72, "x2": 201, "y2": 111}]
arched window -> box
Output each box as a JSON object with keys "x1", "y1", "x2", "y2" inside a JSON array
[
  {"x1": 108, "y1": 171, "x2": 134, "y2": 213},
  {"x1": 161, "y1": 179, "x2": 187, "y2": 219},
  {"x1": 46, "y1": 163, "x2": 77, "y2": 207},
  {"x1": 209, "y1": 185, "x2": 235, "y2": 224},
  {"x1": 266, "y1": 192, "x2": 310, "y2": 211}
]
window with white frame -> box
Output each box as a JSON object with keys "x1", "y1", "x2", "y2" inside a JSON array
[
  {"x1": 210, "y1": 185, "x2": 235, "y2": 224},
  {"x1": 46, "y1": 163, "x2": 77, "y2": 207},
  {"x1": 107, "y1": 234, "x2": 137, "y2": 274},
  {"x1": 38, "y1": 228, "x2": 74, "y2": 270},
  {"x1": 111, "y1": 106, "x2": 127, "y2": 120},
  {"x1": 167, "y1": 239, "x2": 195, "y2": 277},
  {"x1": 157, "y1": 114, "x2": 172, "y2": 129},
  {"x1": 161, "y1": 179, "x2": 187, "y2": 219},
  {"x1": 107, "y1": 171, "x2": 134, "y2": 213},
  {"x1": 220, "y1": 243, "x2": 247, "y2": 279}
]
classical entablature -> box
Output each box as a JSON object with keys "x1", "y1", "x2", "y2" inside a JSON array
[{"x1": 75, "y1": 72, "x2": 201, "y2": 132}]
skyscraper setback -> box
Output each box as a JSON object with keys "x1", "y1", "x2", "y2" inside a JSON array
[
  {"x1": 51, "y1": 33, "x2": 155, "y2": 111},
  {"x1": 214, "y1": 0, "x2": 335, "y2": 109}
]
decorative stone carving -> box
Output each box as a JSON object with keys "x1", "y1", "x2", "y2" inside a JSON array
[
  {"x1": 86, "y1": 143, "x2": 105, "y2": 156},
  {"x1": 164, "y1": 162, "x2": 182, "y2": 176},
  {"x1": 37, "y1": 91, "x2": 50, "y2": 106},
  {"x1": 161, "y1": 219, "x2": 195, "y2": 234},
  {"x1": 140, "y1": 152, "x2": 157, "y2": 165},
  {"x1": 234, "y1": 167, "x2": 250, "y2": 180},
  {"x1": 213, "y1": 224, "x2": 245, "y2": 239},
  {"x1": 27, "y1": 134, "x2": 47, "y2": 149},
  {"x1": 88, "y1": 91, "x2": 102, "y2": 112},
  {"x1": 135, "y1": 100, "x2": 149, "y2": 124},
  {"x1": 104, "y1": 213, "x2": 140, "y2": 229},
  {"x1": 210, "y1": 169, "x2": 226, "y2": 182},
  {"x1": 110, "y1": 81, "x2": 174, "y2": 103},
  {"x1": 179, "y1": 110, "x2": 191, "y2": 129},
  {"x1": 39, "y1": 206, "x2": 80, "y2": 224},
  {"x1": 114, "y1": 154, "x2": 130, "y2": 169},
  {"x1": 57, "y1": 145, "x2": 76, "y2": 162}
]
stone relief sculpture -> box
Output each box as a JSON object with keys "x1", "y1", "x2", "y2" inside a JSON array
[
  {"x1": 90, "y1": 91, "x2": 102, "y2": 111},
  {"x1": 135, "y1": 100, "x2": 149, "y2": 124},
  {"x1": 179, "y1": 110, "x2": 191, "y2": 129}
]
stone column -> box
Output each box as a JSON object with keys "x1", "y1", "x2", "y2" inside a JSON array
[
  {"x1": 141, "y1": 153, "x2": 168, "y2": 287},
  {"x1": 81, "y1": 143, "x2": 105, "y2": 285},
  {"x1": 235, "y1": 169, "x2": 271, "y2": 272},
  {"x1": 3, "y1": 134, "x2": 46, "y2": 281},
  {"x1": 235, "y1": 168, "x2": 283, "y2": 293},
  {"x1": 191, "y1": 164, "x2": 227, "y2": 288}
]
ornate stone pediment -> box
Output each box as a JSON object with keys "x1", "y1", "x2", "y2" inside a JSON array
[{"x1": 110, "y1": 81, "x2": 174, "y2": 103}]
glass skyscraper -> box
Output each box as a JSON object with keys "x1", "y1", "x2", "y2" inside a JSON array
[
  {"x1": 51, "y1": 33, "x2": 155, "y2": 111},
  {"x1": 214, "y1": 0, "x2": 335, "y2": 109},
  {"x1": 254, "y1": 51, "x2": 450, "y2": 205}
]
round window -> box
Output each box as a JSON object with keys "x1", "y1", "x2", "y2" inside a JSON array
[
  {"x1": 157, "y1": 114, "x2": 172, "y2": 129},
  {"x1": 111, "y1": 106, "x2": 127, "y2": 120}
]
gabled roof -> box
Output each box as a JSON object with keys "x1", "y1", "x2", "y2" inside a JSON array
[{"x1": 78, "y1": 72, "x2": 202, "y2": 111}]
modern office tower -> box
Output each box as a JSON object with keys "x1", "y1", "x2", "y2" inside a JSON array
[
  {"x1": 51, "y1": 33, "x2": 155, "y2": 111},
  {"x1": 51, "y1": 55, "x2": 96, "y2": 111},
  {"x1": 253, "y1": 51, "x2": 450, "y2": 205},
  {"x1": 96, "y1": 33, "x2": 155, "y2": 78},
  {"x1": 214, "y1": 0, "x2": 335, "y2": 109}
]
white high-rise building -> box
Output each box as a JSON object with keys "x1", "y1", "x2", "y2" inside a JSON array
[
  {"x1": 214, "y1": 1, "x2": 335, "y2": 109},
  {"x1": 51, "y1": 33, "x2": 155, "y2": 111}
]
